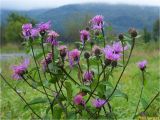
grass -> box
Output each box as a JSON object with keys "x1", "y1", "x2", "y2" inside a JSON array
[{"x1": 0, "y1": 41, "x2": 159, "y2": 119}]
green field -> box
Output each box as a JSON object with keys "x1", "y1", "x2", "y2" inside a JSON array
[{"x1": 0, "y1": 41, "x2": 159, "y2": 119}]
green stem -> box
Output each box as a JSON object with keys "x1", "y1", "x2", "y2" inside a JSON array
[
  {"x1": 0, "y1": 73, "x2": 42, "y2": 119},
  {"x1": 133, "y1": 71, "x2": 145, "y2": 117},
  {"x1": 105, "y1": 37, "x2": 135, "y2": 103},
  {"x1": 30, "y1": 44, "x2": 53, "y2": 118}
]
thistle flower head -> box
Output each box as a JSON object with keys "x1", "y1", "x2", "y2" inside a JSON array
[
  {"x1": 22, "y1": 23, "x2": 32, "y2": 32},
  {"x1": 68, "y1": 49, "x2": 80, "y2": 67},
  {"x1": 112, "y1": 41, "x2": 128, "y2": 54},
  {"x1": 37, "y1": 21, "x2": 51, "y2": 35},
  {"x1": 41, "y1": 52, "x2": 53, "y2": 72},
  {"x1": 11, "y1": 58, "x2": 30, "y2": 80},
  {"x1": 83, "y1": 71, "x2": 94, "y2": 83},
  {"x1": 92, "y1": 99, "x2": 106, "y2": 108},
  {"x1": 91, "y1": 15, "x2": 104, "y2": 26},
  {"x1": 80, "y1": 30, "x2": 90, "y2": 43},
  {"x1": 92, "y1": 45, "x2": 101, "y2": 57},
  {"x1": 46, "y1": 30, "x2": 59, "y2": 46},
  {"x1": 103, "y1": 45, "x2": 121, "y2": 61},
  {"x1": 58, "y1": 45, "x2": 67, "y2": 58},
  {"x1": 137, "y1": 60, "x2": 147, "y2": 71},
  {"x1": 74, "y1": 94, "x2": 85, "y2": 106}
]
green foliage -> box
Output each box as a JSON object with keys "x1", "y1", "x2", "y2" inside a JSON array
[
  {"x1": 3, "y1": 13, "x2": 36, "y2": 44},
  {"x1": 152, "y1": 19, "x2": 160, "y2": 42},
  {"x1": 143, "y1": 27, "x2": 151, "y2": 43}
]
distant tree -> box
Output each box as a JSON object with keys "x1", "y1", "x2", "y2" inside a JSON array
[
  {"x1": 0, "y1": 25, "x2": 6, "y2": 45},
  {"x1": 143, "y1": 27, "x2": 151, "y2": 43},
  {"x1": 152, "y1": 19, "x2": 160, "y2": 42},
  {"x1": 4, "y1": 13, "x2": 36, "y2": 44},
  {"x1": 62, "y1": 13, "x2": 92, "y2": 43}
]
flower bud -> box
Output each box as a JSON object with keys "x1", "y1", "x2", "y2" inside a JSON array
[
  {"x1": 118, "y1": 33, "x2": 124, "y2": 40},
  {"x1": 84, "y1": 52, "x2": 90, "y2": 59},
  {"x1": 128, "y1": 28, "x2": 137, "y2": 38},
  {"x1": 111, "y1": 61, "x2": 117, "y2": 67},
  {"x1": 86, "y1": 27, "x2": 90, "y2": 31},
  {"x1": 104, "y1": 59, "x2": 111, "y2": 66}
]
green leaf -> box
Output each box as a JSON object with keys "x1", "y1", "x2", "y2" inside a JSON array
[
  {"x1": 78, "y1": 85, "x2": 91, "y2": 92},
  {"x1": 113, "y1": 90, "x2": 128, "y2": 101},
  {"x1": 106, "y1": 89, "x2": 128, "y2": 101},
  {"x1": 97, "y1": 83, "x2": 106, "y2": 97},
  {"x1": 65, "y1": 81, "x2": 73, "y2": 103},
  {"x1": 53, "y1": 106, "x2": 63, "y2": 119},
  {"x1": 140, "y1": 97, "x2": 148, "y2": 109},
  {"x1": 24, "y1": 97, "x2": 48, "y2": 109}
]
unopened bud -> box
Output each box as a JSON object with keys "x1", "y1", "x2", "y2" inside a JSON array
[
  {"x1": 84, "y1": 52, "x2": 90, "y2": 59},
  {"x1": 119, "y1": 33, "x2": 124, "y2": 40}
]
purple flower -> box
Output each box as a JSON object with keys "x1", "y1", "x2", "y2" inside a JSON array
[
  {"x1": 30, "y1": 28, "x2": 39, "y2": 38},
  {"x1": 92, "y1": 45, "x2": 102, "y2": 56},
  {"x1": 83, "y1": 71, "x2": 94, "y2": 83},
  {"x1": 46, "y1": 30, "x2": 59, "y2": 46},
  {"x1": 80, "y1": 30, "x2": 90, "y2": 43},
  {"x1": 112, "y1": 41, "x2": 128, "y2": 54},
  {"x1": 68, "y1": 49, "x2": 80, "y2": 67},
  {"x1": 11, "y1": 59, "x2": 30, "y2": 80},
  {"x1": 37, "y1": 21, "x2": 51, "y2": 35},
  {"x1": 58, "y1": 45, "x2": 67, "y2": 58},
  {"x1": 90, "y1": 15, "x2": 104, "y2": 29},
  {"x1": 103, "y1": 45, "x2": 121, "y2": 61},
  {"x1": 22, "y1": 23, "x2": 32, "y2": 39},
  {"x1": 137, "y1": 60, "x2": 147, "y2": 71},
  {"x1": 74, "y1": 94, "x2": 85, "y2": 106},
  {"x1": 41, "y1": 52, "x2": 53, "y2": 71},
  {"x1": 92, "y1": 99, "x2": 106, "y2": 108}
]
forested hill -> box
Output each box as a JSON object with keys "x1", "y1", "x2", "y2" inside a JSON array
[{"x1": 1, "y1": 3, "x2": 159, "y2": 32}]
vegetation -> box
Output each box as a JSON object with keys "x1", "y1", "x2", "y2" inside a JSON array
[{"x1": 0, "y1": 14, "x2": 159, "y2": 119}]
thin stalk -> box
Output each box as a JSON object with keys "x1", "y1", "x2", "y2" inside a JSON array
[
  {"x1": 60, "y1": 66, "x2": 80, "y2": 86},
  {"x1": 85, "y1": 65, "x2": 107, "y2": 104},
  {"x1": 0, "y1": 73, "x2": 42, "y2": 119},
  {"x1": 104, "y1": 38, "x2": 135, "y2": 103},
  {"x1": 22, "y1": 76, "x2": 53, "y2": 97},
  {"x1": 134, "y1": 92, "x2": 159, "y2": 118},
  {"x1": 30, "y1": 44, "x2": 53, "y2": 118},
  {"x1": 143, "y1": 92, "x2": 159, "y2": 113},
  {"x1": 133, "y1": 71, "x2": 145, "y2": 117}
]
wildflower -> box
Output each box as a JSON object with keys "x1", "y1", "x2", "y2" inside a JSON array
[
  {"x1": 41, "y1": 52, "x2": 53, "y2": 71},
  {"x1": 90, "y1": 15, "x2": 104, "y2": 29},
  {"x1": 92, "y1": 25, "x2": 102, "y2": 36},
  {"x1": 119, "y1": 33, "x2": 124, "y2": 40},
  {"x1": 92, "y1": 99, "x2": 106, "y2": 108},
  {"x1": 112, "y1": 41, "x2": 128, "y2": 54},
  {"x1": 80, "y1": 30, "x2": 90, "y2": 43},
  {"x1": 103, "y1": 45, "x2": 121, "y2": 61},
  {"x1": 74, "y1": 94, "x2": 85, "y2": 106},
  {"x1": 83, "y1": 71, "x2": 94, "y2": 83},
  {"x1": 46, "y1": 30, "x2": 59, "y2": 46},
  {"x1": 84, "y1": 52, "x2": 90, "y2": 59},
  {"x1": 92, "y1": 45, "x2": 101, "y2": 57},
  {"x1": 137, "y1": 60, "x2": 147, "y2": 71},
  {"x1": 128, "y1": 28, "x2": 137, "y2": 38},
  {"x1": 37, "y1": 21, "x2": 51, "y2": 35},
  {"x1": 68, "y1": 49, "x2": 80, "y2": 67},
  {"x1": 58, "y1": 45, "x2": 67, "y2": 59},
  {"x1": 22, "y1": 23, "x2": 32, "y2": 39},
  {"x1": 30, "y1": 28, "x2": 39, "y2": 39},
  {"x1": 11, "y1": 59, "x2": 30, "y2": 80}
]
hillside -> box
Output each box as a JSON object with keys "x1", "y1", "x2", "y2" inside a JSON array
[{"x1": 1, "y1": 3, "x2": 159, "y2": 33}]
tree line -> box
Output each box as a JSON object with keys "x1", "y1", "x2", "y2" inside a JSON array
[{"x1": 0, "y1": 13, "x2": 159, "y2": 45}]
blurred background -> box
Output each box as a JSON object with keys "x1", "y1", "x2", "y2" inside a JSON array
[{"x1": 0, "y1": 0, "x2": 160, "y2": 50}]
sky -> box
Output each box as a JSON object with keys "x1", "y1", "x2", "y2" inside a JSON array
[{"x1": 1, "y1": 0, "x2": 160, "y2": 10}]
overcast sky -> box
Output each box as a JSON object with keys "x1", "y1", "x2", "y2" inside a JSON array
[{"x1": 1, "y1": 0, "x2": 160, "y2": 10}]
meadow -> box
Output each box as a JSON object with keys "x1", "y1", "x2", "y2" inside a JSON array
[{"x1": 0, "y1": 40, "x2": 159, "y2": 119}]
